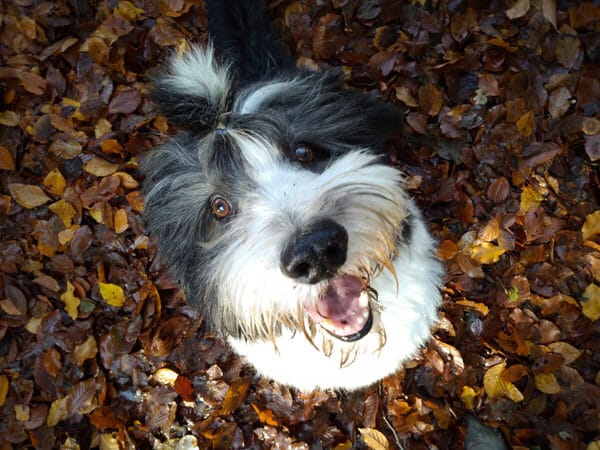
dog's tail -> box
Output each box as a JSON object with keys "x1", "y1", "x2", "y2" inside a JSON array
[{"x1": 206, "y1": 0, "x2": 295, "y2": 86}]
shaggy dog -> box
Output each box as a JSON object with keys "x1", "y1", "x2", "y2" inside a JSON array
[{"x1": 142, "y1": 0, "x2": 443, "y2": 391}]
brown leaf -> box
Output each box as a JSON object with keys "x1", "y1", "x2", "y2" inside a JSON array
[
  {"x1": 358, "y1": 428, "x2": 389, "y2": 450},
  {"x1": 548, "y1": 87, "x2": 571, "y2": 118},
  {"x1": 419, "y1": 82, "x2": 443, "y2": 117},
  {"x1": 108, "y1": 87, "x2": 142, "y2": 114},
  {"x1": 486, "y1": 177, "x2": 510, "y2": 203},
  {"x1": 8, "y1": 183, "x2": 51, "y2": 208},
  {"x1": 506, "y1": 0, "x2": 530, "y2": 19},
  {"x1": 174, "y1": 375, "x2": 195, "y2": 402},
  {"x1": 0, "y1": 145, "x2": 15, "y2": 170},
  {"x1": 18, "y1": 70, "x2": 47, "y2": 95},
  {"x1": 313, "y1": 14, "x2": 345, "y2": 60},
  {"x1": 44, "y1": 348, "x2": 62, "y2": 377}
]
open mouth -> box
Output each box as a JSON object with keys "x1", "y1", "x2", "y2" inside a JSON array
[{"x1": 306, "y1": 274, "x2": 373, "y2": 342}]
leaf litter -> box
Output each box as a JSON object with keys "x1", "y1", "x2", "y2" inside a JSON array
[{"x1": 0, "y1": 0, "x2": 599, "y2": 449}]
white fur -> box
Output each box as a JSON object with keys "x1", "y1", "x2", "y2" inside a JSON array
[
  {"x1": 201, "y1": 133, "x2": 443, "y2": 390},
  {"x1": 163, "y1": 45, "x2": 231, "y2": 111},
  {"x1": 235, "y1": 81, "x2": 295, "y2": 114}
]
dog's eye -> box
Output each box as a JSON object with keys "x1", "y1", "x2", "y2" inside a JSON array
[
  {"x1": 293, "y1": 144, "x2": 314, "y2": 163},
  {"x1": 210, "y1": 196, "x2": 232, "y2": 220}
]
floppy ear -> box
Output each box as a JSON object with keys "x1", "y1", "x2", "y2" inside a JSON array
[{"x1": 150, "y1": 44, "x2": 233, "y2": 134}]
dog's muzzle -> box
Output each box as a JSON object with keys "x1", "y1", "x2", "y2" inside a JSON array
[{"x1": 280, "y1": 220, "x2": 373, "y2": 342}]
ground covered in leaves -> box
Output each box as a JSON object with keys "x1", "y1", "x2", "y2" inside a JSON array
[{"x1": 1, "y1": 0, "x2": 599, "y2": 448}]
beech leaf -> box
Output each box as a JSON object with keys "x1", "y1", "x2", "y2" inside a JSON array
[
  {"x1": 98, "y1": 282, "x2": 126, "y2": 307},
  {"x1": 358, "y1": 428, "x2": 389, "y2": 450},
  {"x1": 8, "y1": 183, "x2": 51, "y2": 209}
]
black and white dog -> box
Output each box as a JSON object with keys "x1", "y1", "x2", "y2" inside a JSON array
[{"x1": 142, "y1": 0, "x2": 443, "y2": 391}]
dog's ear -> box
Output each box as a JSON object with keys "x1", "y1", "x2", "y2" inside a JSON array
[{"x1": 150, "y1": 44, "x2": 233, "y2": 134}]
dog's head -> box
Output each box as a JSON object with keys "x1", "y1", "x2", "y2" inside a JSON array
[{"x1": 143, "y1": 45, "x2": 411, "y2": 352}]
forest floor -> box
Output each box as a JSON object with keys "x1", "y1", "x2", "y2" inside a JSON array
[{"x1": 0, "y1": 0, "x2": 599, "y2": 448}]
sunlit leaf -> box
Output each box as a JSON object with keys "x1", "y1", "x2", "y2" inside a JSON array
[
  {"x1": 152, "y1": 368, "x2": 179, "y2": 386},
  {"x1": 73, "y1": 335, "x2": 98, "y2": 366},
  {"x1": 98, "y1": 282, "x2": 126, "y2": 307},
  {"x1": 251, "y1": 403, "x2": 280, "y2": 426},
  {"x1": 520, "y1": 186, "x2": 544, "y2": 213},
  {"x1": 582, "y1": 210, "x2": 600, "y2": 241},
  {"x1": 358, "y1": 428, "x2": 389, "y2": 450},
  {"x1": 471, "y1": 242, "x2": 506, "y2": 264},
  {"x1": 534, "y1": 373, "x2": 561, "y2": 394},
  {"x1": 483, "y1": 362, "x2": 524, "y2": 402},
  {"x1": 60, "y1": 281, "x2": 80, "y2": 320},
  {"x1": 461, "y1": 386, "x2": 478, "y2": 410},
  {"x1": 47, "y1": 396, "x2": 72, "y2": 426},
  {"x1": 581, "y1": 283, "x2": 600, "y2": 321},
  {"x1": 220, "y1": 378, "x2": 251, "y2": 415}
]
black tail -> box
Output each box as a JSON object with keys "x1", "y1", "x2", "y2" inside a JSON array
[{"x1": 206, "y1": 0, "x2": 295, "y2": 86}]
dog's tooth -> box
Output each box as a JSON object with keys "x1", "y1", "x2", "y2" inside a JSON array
[
  {"x1": 357, "y1": 316, "x2": 364, "y2": 325},
  {"x1": 344, "y1": 325, "x2": 351, "y2": 334},
  {"x1": 362, "y1": 310, "x2": 369, "y2": 319},
  {"x1": 358, "y1": 291, "x2": 369, "y2": 308}
]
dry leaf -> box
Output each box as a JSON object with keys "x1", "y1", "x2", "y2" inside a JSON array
[
  {"x1": 483, "y1": 362, "x2": 524, "y2": 402},
  {"x1": 461, "y1": 386, "x2": 479, "y2": 410},
  {"x1": 0, "y1": 145, "x2": 16, "y2": 170},
  {"x1": 534, "y1": 373, "x2": 561, "y2": 394},
  {"x1": 61, "y1": 281, "x2": 80, "y2": 320},
  {"x1": 0, "y1": 111, "x2": 19, "y2": 127},
  {"x1": 47, "y1": 396, "x2": 71, "y2": 427},
  {"x1": 0, "y1": 374, "x2": 8, "y2": 407},
  {"x1": 83, "y1": 156, "x2": 119, "y2": 177},
  {"x1": 49, "y1": 200, "x2": 76, "y2": 228},
  {"x1": 220, "y1": 378, "x2": 251, "y2": 415},
  {"x1": 582, "y1": 210, "x2": 600, "y2": 241},
  {"x1": 358, "y1": 428, "x2": 389, "y2": 450},
  {"x1": 44, "y1": 169, "x2": 67, "y2": 196},
  {"x1": 98, "y1": 282, "x2": 126, "y2": 307},
  {"x1": 8, "y1": 183, "x2": 51, "y2": 209},
  {"x1": 581, "y1": 284, "x2": 600, "y2": 321},
  {"x1": 471, "y1": 242, "x2": 506, "y2": 264},
  {"x1": 114, "y1": 208, "x2": 129, "y2": 233},
  {"x1": 72, "y1": 335, "x2": 98, "y2": 366},
  {"x1": 506, "y1": 0, "x2": 530, "y2": 19},
  {"x1": 252, "y1": 404, "x2": 280, "y2": 426}
]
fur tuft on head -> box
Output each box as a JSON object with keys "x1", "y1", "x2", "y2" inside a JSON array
[{"x1": 150, "y1": 45, "x2": 233, "y2": 133}]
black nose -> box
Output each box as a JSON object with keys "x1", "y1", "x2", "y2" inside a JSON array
[{"x1": 280, "y1": 219, "x2": 348, "y2": 284}]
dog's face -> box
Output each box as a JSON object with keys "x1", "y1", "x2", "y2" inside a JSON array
[{"x1": 143, "y1": 47, "x2": 438, "y2": 386}]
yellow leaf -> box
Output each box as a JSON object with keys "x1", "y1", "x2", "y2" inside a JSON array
[
  {"x1": 358, "y1": 428, "x2": 389, "y2": 450},
  {"x1": 8, "y1": 183, "x2": 50, "y2": 209},
  {"x1": 43, "y1": 169, "x2": 67, "y2": 196},
  {"x1": 220, "y1": 378, "x2": 251, "y2": 415},
  {"x1": 0, "y1": 374, "x2": 9, "y2": 407},
  {"x1": 0, "y1": 111, "x2": 19, "y2": 127},
  {"x1": 49, "y1": 200, "x2": 76, "y2": 228},
  {"x1": 516, "y1": 110, "x2": 535, "y2": 137},
  {"x1": 89, "y1": 208, "x2": 103, "y2": 224},
  {"x1": 251, "y1": 403, "x2": 280, "y2": 426},
  {"x1": 535, "y1": 373, "x2": 561, "y2": 394},
  {"x1": 520, "y1": 185, "x2": 544, "y2": 213},
  {"x1": 587, "y1": 441, "x2": 600, "y2": 450},
  {"x1": 114, "y1": 208, "x2": 129, "y2": 233},
  {"x1": 483, "y1": 361, "x2": 524, "y2": 402},
  {"x1": 98, "y1": 282, "x2": 126, "y2": 307},
  {"x1": 61, "y1": 281, "x2": 80, "y2": 320},
  {"x1": 152, "y1": 368, "x2": 179, "y2": 386},
  {"x1": 15, "y1": 404, "x2": 30, "y2": 421},
  {"x1": 582, "y1": 210, "x2": 600, "y2": 241},
  {"x1": 456, "y1": 300, "x2": 490, "y2": 316},
  {"x1": 47, "y1": 395, "x2": 71, "y2": 426},
  {"x1": 471, "y1": 242, "x2": 506, "y2": 264},
  {"x1": 581, "y1": 283, "x2": 600, "y2": 321},
  {"x1": 461, "y1": 386, "x2": 479, "y2": 410},
  {"x1": 72, "y1": 335, "x2": 98, "y2": 366},
  {"x1": 115, "y1": 0, "x2": 145, "y2": 21}
]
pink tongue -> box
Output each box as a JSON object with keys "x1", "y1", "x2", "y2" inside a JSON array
[{"x1": 306, "y1": 275, "x2": 368, "y2": 337}]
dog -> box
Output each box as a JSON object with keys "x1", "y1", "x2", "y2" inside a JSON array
[{"x1": 142, "y1": 0, "x2": 443, "y2": 391}]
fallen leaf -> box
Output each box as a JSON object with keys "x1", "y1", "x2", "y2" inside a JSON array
[
  {"x1": 506, "y1": 0, "x2": 530, "y2": 19},
  {"x1": 47, "y1": 396, "x2": 72, "y2": 427},
  {"x1": 83, "y1": 156, "x2": 120, "y2": 177},
  {"x1": 43, "y1": 169, "x2": 67, "y2": 196},
  {"x1": 582, "y1": 210, "x2": 600, "y2": 241},
  {"x1": 0, "y1": 375, "x2": 8, "y2": 407},
  {"x1": 419, "y1": 82, "x2": 443, "y2": 117},
  {"x1": 0, "y1": 111, "x2": 19, "y2": 127},
  {"x1": 0, "y1": 145, "x2": 15, "y2": 170},
  {"x1": 520, "y1": 186, "x2": 544, "y2": 213},
  {"x1": 113, "y1": 208, "x2": 129, "y2": 233},
  {"x1": 471, "y1": 242, "x2": 506, "y2": 264},
  {"x1": 534, "y1": 373, "x2": 561, "y2": 394},
  {"x1": 49, "y1": 200, "x2": 76, "y2": 227},
  {"x1": 61, "y1": 281, "x2": 80, "y2": 320},
  {"x1": 8, "y1": 183, "x2": 51, "y2": 208},
  {"x1": 72, "y1": 335, "x2": 98, "y2": 366},
  {"x1": 98, "y1": 282, "x2": 126, "y2": 307},
  {"x1": 581, "y1": 284, "x2": 600, "y2": 321},
  {"x1": 548, "y1": 342, "x2": 581, "y2": 364},
  {"x1": 358, "y1": 428, "x2": 389, "y2": 450},
  {"x1": 220, "y1": 378, "x2": 251, "y2": 415},
  {"x1": 461, "y1": 386, "x2": 479, "y2": 410},
  {"x1": 484, "y1": 361, "x2": 524, "y2": 402},
  {"x1": 548, "y1": 87, "x2": 571, "y2": 118},
  {"x1": 152, "y1": 368, "x2": 179, "y2": 386}
]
